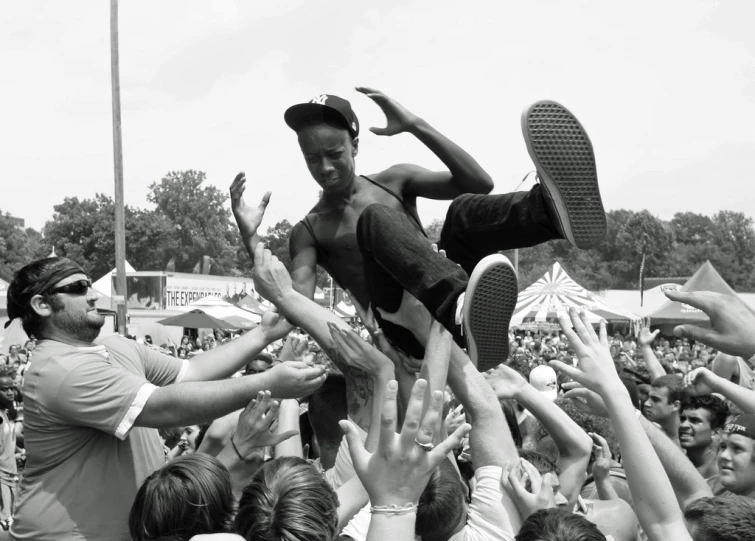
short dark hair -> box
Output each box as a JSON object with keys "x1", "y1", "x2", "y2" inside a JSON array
[
  {"x1": 684, "y1": 496, "x2": 755, "y2": 541},
  {"x1": 651, "y1": 374, "x2": 686, "y2": 404},
  {"x1": 518, "y1": 449, "x2": 561, "y2": 477},
  {"x1": 416, "y1": 458, "x2": 467, "y2": 541},
  {"x1": 681, "y1": 395, "x2": 730, "y2": 431},
  {"x1": 516, "y1": 508, "x2": 607, "y2": 541},
  {"x1": 235, "y1": 457, "x2": 339, "y2": 541},
  {"x1": 7, "y1": 257, "x2": 72, "y2": 337},
  {"x1": 129, "y1": 454, "x2": 234, "y2": 541}
]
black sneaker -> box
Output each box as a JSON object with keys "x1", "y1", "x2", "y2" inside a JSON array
[
  {"x1": 456, "y1": 254, "x2": 518, "y2": 372},
  {"x1": 522, "y1": 100, "x2": 607, "y2": 250}
]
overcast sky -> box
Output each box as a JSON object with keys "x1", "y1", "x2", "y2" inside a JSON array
[{"x1": 2, "y1": 0, "x2": 754, "y2": 234}]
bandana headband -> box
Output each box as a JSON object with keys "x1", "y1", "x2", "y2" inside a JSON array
[{"x1": 5, "y1": 259, "x2": 86, "y2": 328}]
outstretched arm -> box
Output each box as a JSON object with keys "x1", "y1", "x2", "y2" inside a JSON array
[
  {"x1": 638, "y1": 328, "x2": 666, "y2": 380},
  {"x1": 488, "y1": 364, "x2": 592, "y2": 509},
  {"x1": 552, "y1": 311, "x2": 692, "y2": 541},
  {"x1": 357, "y1": 87, "x2": 493, "y2": 199},
  {"x1": 289, "y1": 222, "x2": 318, "y2": 300}
]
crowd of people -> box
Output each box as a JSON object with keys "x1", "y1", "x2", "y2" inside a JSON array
[{"x1": 1, "y1": 89, "x2": 755, "y2": 541}]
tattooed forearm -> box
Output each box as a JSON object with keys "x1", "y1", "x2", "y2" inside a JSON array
[{"x1": 323, "y1": 345, "x2": 375, "y2": 432}]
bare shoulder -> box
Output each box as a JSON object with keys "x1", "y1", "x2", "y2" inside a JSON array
[
  {"x1": 373, "y1": 163, "x2": 429, "y2": 186},
  {"x1": 289, "y1": 220, "x2": 316, "y2": 254}
]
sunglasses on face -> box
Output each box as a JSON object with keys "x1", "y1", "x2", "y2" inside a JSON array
[{"x1": 47, "y1": 279, "x2": 93, "y2": 296}]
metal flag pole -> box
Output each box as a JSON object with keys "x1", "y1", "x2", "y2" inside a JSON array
[{"x1": 110, "y1": 0, "x2": 128, "y2": 334}]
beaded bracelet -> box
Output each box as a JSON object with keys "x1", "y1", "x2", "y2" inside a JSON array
[{"x1": 370, "y1": 503, "x2": 418, "y2": 516}]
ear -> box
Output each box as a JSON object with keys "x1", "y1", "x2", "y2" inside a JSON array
[
  {"x1": 672, "y1": 400, "x2": 682, "y2": 412},
  {"x1": 351, "y1": 137, "x2": 359, "y2": 157},
  {"x1": 29, "y1": 295, "x2": 54, "y2": 319}
]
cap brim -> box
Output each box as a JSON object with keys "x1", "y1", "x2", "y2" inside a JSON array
[{"x1": 284, "y1": 103, "x2": 327, "y2": 132}]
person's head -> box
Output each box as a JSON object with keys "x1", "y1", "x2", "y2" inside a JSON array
[
  {"x1": 129, "y1": 454, "x2": 234, "y2": 541},
  {"x1": 517, "y1": 450, "x2": 569, "y2": 507},
  {"x1": 284, "y1": 95, "x2": 360, "y2": 194},
  {"x1": 699, "y1": 351, "x2": 711, "y2": 365},
  {"x1": 516, "y1": 508, "x2": 607, "y2": 541},
  {"x1": 202, "y1": 341, "x2": 211, "y2": 352},
  {"x1": 245, "y1": 359, "x2": 271, "y2": 375},
  {"x1": 181, "y1": 335, "x2": 189, "y2": 345},
  {"x1": 177, "y1": 347, "x2": 188, "y2": 359},
  {"x1": 0, "y1": 365, "x2": 16, "y2": 410},
  {"x1": 179, "y1": 425, "x2": 201, "y2": 454},
  {"x1": 235, "y1": 456, "x2": 339, "y2": 541},
  {"x1": 644, "y1": 374, "x2": 685, "y2": 424},
  {"x1": 679, "y1": 395, "x2": 729, "y2": 451},
  {"x1": 6, "y1": 257, "x2": 103, "y2": 343},
  {"x1": 144, "y1": 335, "x2": 153, "y2": 345},
  {"x1": 416, "y1": 457, "x2": 468, "y2": 541},
  {"x1": 16, "y1": 348, "x2": 28, "y2": 364},
  {"x1": 684, "y1": 495, "x2": 755, "y2": 541},
  {"x1": 718, "y1": 415, "x2": 755, "y2": 495},
  {"x1": 529, "y1": 365, "x2": 558, "y2": 401},
  {"x1": 7, "y1": 345, "x2": 19, "y2": 359},
  {"x1": 23, "y1": 340, "x2": 35, "y2": 352}
]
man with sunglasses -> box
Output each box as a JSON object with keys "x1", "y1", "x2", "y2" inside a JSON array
[{"x1": 5, "y1": 257, "x2": 327, "y2": 541}]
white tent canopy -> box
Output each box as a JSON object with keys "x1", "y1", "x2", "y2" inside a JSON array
[
  {"x1": 92, "y1": 261, "x2": 136, "y2": 298},
  {"x1": 511, "y1": 262, "x2": 642, "y2": 329},
  {"x1": 178, "y1": 296, "x2": 262, "y2": 325}
]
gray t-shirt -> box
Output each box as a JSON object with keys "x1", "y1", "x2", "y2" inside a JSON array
[{"x1": 11, "y1": 336, "x2": 187, "y2": 541}]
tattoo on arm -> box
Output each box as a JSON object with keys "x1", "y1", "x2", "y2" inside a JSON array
[{"x1": 323, "y1": 346, "x2": 374, "y2": 432}]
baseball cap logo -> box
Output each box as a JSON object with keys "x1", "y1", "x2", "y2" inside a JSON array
[{"x1": 310, "y1": 94, "x2": 328, "y2": 105}]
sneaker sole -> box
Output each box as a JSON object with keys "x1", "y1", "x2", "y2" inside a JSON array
[
  {"x1": 521, "y1": 100, "x2": 607, "y2": 249},
  {"x1": 462, "y1": 255, "x2": 518, "y2": 372}
]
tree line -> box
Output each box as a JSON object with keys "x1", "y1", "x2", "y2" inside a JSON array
[{"x1": 2, "y1": 170, "x2": 754, "y2": 294}]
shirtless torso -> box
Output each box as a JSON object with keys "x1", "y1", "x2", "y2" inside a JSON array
[{"x1": 290, "y1": 169, "x2": 426, "y2": 309}]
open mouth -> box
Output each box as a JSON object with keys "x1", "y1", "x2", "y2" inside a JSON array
[{"x1": 321, "y1": 177, "x2": 339, "y2": 186}]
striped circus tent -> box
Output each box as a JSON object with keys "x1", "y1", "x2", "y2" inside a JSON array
[{"x1": 511, "y1": 262, "x2": 641, "y2": 329}]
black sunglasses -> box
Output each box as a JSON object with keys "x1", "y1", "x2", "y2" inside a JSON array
[{"x1": 47, "y1": 279, "x2": 93, "y2": 296}]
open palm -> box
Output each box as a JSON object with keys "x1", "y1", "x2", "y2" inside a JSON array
[
  {"x1": 230, "y1": 172, "x2": 271, "y2": 239},
  {"x1": 357, "y1": 87, "x2": 419, "y2": 136}
]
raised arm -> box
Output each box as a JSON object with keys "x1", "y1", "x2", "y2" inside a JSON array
[
  {"x1": 356, "y1": 87, "x2": 493, "y2": 200},
  {"x1": 564, "y1": 382, "x2": 713, "y2": 510},
  {"x1": 253, "y1": 242, "x2": 375, "y2": 431},
  {"x1": 638, "y1": 328, "x2": 666, "y2": 380},
  {"x1": 289, "y1": 222, "x2": 318, "y2": 300},
  {"x1": 488, "y1": 364, "x2": 592, "y2": 509},
  {"x1": 685, "y1": 367, "x2": 755, "y2": 414},
  {"x1": 551, "y1": 310, "x2": 692, "y2": 541}
]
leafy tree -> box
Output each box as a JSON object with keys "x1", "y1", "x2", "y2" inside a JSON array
[
  {"x1": 0, "y1": 211, "x2": 45, "y2": 282},
  {"x1": 147, "y1": 170, "x2": 237, "y2": 274}
]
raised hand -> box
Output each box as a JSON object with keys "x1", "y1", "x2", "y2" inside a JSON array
[
  {"x1": 232, "y1": 391, "x2": 299, "y2": 457},
  {"x1": 501, "y1": 459, "x2": 557, "y2": 519},
  {"x1": 589, "y1": 432, "x2": 612, "y2": 482},
  {"x1": 356, "y1": 87, "x2": 421, "y2": 136},
  {"x1": 279, "y1": 333, "x2": 309, "y2": 363},
  {"x1": 638, "y1": 327, "x2": 660, "y2": 348},
  {"x1": 550, "y1": 311, "x2": 620, "y2": 396},
  {"x1": 444, "y1": 406, "x2": 466, "y2": 435},
  {"x1": 682, "y1": 367, "x2": 719, "y2": 396},
  {"x1": 253, "y1": 243, "x2": 295, "y2": 305},
  {"x1": 485, "y1": 363, "x2": 528, "y2": 400},
  {"x1": 561, "y1": 382, "x2": 610, "y2": 418},
  {"x1": 339, "y1": 378, "x2": 471, "y2": 506},
  {"x1": 665, "y1": 290, "x2": 755, "y2": 359},
  {"x1": 259, "y1": 308, "x2": 294, "y2": 343},
  {"x1": 263, "y1": 360, "x2": 326, "y2": 399},
  {"x1": 230, "y1": 172, "x2": 271, "y2": 240},
  {"x1": 328, "y1": 323, "x2": 394, "y2": 377}
]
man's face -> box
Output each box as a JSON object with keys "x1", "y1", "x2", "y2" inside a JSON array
[
  {"x1": 679, "y1": 408, "x2": 715, "y2": 450},
  {"x1": 644, "y1": 386, "x2": 678, "y2": 423},
  {"x1": 17, "y1": 353, "x2": 27, "y2": 364},
  {"x1": 44, "y1": 273, "x2": 105, "y2": 342},
  {"x1": 297, "y1": 124, "x2": 357, "y2": 192},
  {"x1": 718, "y1": 433, "x2": 755, "y2": 495},
  {"x1": 246, "y1": 360, "x2": 271, "y2": 375},
  {"x1": 0, "y1": 377, "x2": 14, "y2": 408},
  {"x1": 541, "y1": 471, "x2": 569, "y2": 507}
]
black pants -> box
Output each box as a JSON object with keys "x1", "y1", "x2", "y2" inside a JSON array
[{"x1": 356, "y1": 184, "x2": 561, "y2": 359}]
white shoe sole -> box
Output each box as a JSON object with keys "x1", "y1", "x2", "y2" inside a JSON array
[
  {"x1": 521, "y1": 100, "x2": 607, "y2": 249},
  {"x1": 462, "y1": 254, "x2": 518, "y2": 372}
]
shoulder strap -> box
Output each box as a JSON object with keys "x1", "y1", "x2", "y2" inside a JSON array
[{"x1": 361, "y1": 175, "x2": 427, "y2": 238}]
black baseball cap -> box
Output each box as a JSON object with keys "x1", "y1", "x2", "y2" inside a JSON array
[{"x1": 284, "y1": 94, "x2": 359, "y2": 138}]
